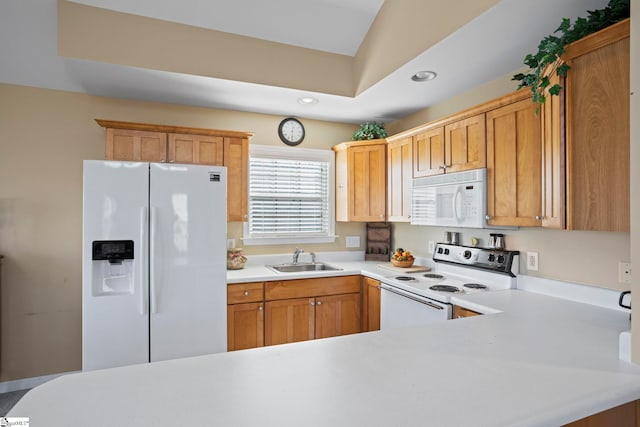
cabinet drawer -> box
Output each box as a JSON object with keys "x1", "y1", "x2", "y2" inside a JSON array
[
  {"x1": 265, "y1": 275, "x2": 361, "y2": 301},
  {"x1": 227, "y1": 282, "x2": 264, "y2": 304}
]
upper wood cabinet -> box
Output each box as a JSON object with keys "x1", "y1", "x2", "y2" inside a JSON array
[
  {"x1": 386, "y1": 137, "x2": 413, "y2": 222},
  {"x1": 224, "y1": 137, "x2": 249, "y2": 222},
  {"x1": 105, "y1": 128, "x2": 167, "y2": 162},
  {"x1": 444, "y1": 114, "x2": 486, "y2": 174},
  {"x1": 540, "y1": 70, "x2": 566, "y2": 229},
  {"x1": 412, "y1": 114, "x2": 486, "y2": 178},
  {"x1": 486, "y1": 97, "x2": 542, "y2": 227},
  {"x1": 97, "y1": 120, "x2": 252, "y2": 222},
  {"x1": 413, "y1": 126, "x2": 445, "y2": 177},
  {"x1": 168, "y1": 133, "x2": 224, "y2": 165},
  {"x1": 333, "y1": 140, "x2": 387, "y2": 222},
  {"x1": 562, "y1": 20, "x2": 630, "y2": 232}
]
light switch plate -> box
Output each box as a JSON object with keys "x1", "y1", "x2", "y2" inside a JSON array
[
  {"x1": 226, "y1": 239, "x2": 235, "y2": 250},
  {"x1": 527, "y1": 252, "x2": 539, "y2": 271},
  {"x1": 346, "y1": 236, "x2": 360, "y2": 248},
  {"x1": 428, "y1": 240, "x2": 435, "y2": 254}
]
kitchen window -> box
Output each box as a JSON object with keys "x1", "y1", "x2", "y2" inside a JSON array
[{"x1": 242, "y1": 145, "x2": 336, "y2": 245}]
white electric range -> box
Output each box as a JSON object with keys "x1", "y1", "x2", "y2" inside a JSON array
[{"x1": 379, "y1": 243, "x2": 519, "y2": 330}]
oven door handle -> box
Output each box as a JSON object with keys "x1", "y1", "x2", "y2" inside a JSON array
[{"x1": 379, "y1": 284, "x2": 444, "y2": 310}]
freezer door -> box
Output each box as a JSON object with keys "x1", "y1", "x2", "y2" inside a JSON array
[
  {"x1": 149, "y1": 163, "x2": 227, "y2": 362},
  {"x1": 82, "y1": 160, "x2": 150, "y2": 370}
]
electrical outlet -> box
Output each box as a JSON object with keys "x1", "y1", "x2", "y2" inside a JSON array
[
  {"x1": 346, "y1": 236, "x2": 361, "y2": 248},
  {"x1": 527, "y1": 252, "x2": 539, "y2": 271},
  {"x1": 618, "y1": 262, "x2": 632, "y2": 284},
  {"x1": 226, "y1": 239, "x2": 236, "y2": 250},
  {"x1": 428, "y1": 240, "x2": 435, "y2": 254}
]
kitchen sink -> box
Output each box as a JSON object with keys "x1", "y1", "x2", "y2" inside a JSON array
[{"x1": 266, "y1": 262, "x2": 342, "y2": 273}]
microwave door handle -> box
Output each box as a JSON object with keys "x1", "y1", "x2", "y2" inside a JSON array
[{"x1": 453, "y1": 186, "x2": 463, "y2": 223}]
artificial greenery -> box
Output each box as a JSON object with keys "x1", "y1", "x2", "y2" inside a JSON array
[
  {"x1": 512, "y1": 0, "x2": 629, "y2": 107},
  {"x1": 352, "y1": 122, "x2": 388, "y2": 141}
]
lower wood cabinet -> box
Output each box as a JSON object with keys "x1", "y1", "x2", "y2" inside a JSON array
[
  {"x1": 229, "y1": 276, "x2": 363, "y2": 350},
  {"x1": 452, "y1": 305, "x2": 482, "y2": 319},
  {"x1": 315, "y1": 293, "x2": 361, "y2": 339},
  {"x1": 361, "y1": 277, "x2": 380, "y2": 332},
  {"x1": 264, "y1": 276, "x2": 362, "y2": 346},
  {"x1": 227, "y1": 302, "x2": 264, "y2": 351},
  {"x1": 227, "y1": 282, "x2": 265, "y2": 351},
  {"x1": 264, "y1": 297, "x2": 315, "y2": 345},
  {"x1": 562, "y1": 400, "x2": 639, "y2": 427}
]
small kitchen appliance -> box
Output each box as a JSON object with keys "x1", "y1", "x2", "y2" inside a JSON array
[{"x1": 380, "y1": 243, "x2": 519, "y2": 330}]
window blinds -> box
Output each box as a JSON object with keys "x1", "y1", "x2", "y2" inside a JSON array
[{"x1": 249, "y1": 157, "x2": 330, "y2": 236}]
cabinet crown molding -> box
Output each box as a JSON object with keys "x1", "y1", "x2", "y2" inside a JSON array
[{"x1": 95, "y1": 119, "x2": 254, "y2": 139}]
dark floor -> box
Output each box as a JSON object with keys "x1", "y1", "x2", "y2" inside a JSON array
[{"x1": 0, "y1": 389, "x2": 30, "y2": 416}]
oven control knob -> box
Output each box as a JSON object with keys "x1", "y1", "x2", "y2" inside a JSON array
[
  {"x1": 463, "y1": 250, "x2": 472, "y2": 259},
  {"x1": 488, "y1": 254, "x2": 495, "y2": 262},
  {"x1": 437, "y1": 247, "x2": 444, "y2": 254},
  {"x1": 444, "y1": 248, "x2": 450, "y2": 255},
  {"x1": 497, "y1": 255, "x2": 505, "y2": 264}
]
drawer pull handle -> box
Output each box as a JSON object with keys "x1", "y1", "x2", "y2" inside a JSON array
[{"x1": 244, "y1": 291, "x2": 249, "y2": 296}]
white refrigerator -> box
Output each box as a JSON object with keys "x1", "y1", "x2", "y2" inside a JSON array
[{"x1": 82, "y1": 160, "x2": 227, "y2": 371}]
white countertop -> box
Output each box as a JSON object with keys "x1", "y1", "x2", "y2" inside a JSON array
[{"x1": 10, "y1": 260, "x2": 640, "y2": 426}]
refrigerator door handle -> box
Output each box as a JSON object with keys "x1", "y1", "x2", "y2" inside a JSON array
[
  {"x1": 139, "y1": 207, "x2": 148, "y2": 315},
  {"x1": 150, "y1": 206, "x2": 158, "y2": 314}
]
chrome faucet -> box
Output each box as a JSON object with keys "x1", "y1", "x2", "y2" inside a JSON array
[
  {"x1": 310, "y1": 252, "x2": 316, "y2": 263},
  {"x1": 292, "y1": 247, "x2": 304, "y2": 264}
]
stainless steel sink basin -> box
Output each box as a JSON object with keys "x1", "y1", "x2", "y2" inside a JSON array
[{"x1": 266, "y1": 262, "x2": 342, "y2": 273}]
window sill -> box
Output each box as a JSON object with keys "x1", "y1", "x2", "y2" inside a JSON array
[{"x1": 242, "y1": 235, "x2": 338, "y2": 246}]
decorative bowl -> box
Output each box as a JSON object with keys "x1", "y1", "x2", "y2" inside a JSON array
[{"x1": 391, "y1": 258, "x2": 414, "y2": 268}]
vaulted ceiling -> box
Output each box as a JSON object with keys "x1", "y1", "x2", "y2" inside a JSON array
[{"x1": 0, "y1": 0, "x2": 608, "y2": 123}]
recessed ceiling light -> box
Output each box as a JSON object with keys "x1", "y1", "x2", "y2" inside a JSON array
[
  {"x1": 411, "y1": 71, "x2": 437, "y2": 82},
  {"x1": 298, "y1": 97, "x2": 318, "y2": 105}
]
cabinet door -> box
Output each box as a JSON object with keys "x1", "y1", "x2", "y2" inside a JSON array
[
  {"x1": 444, "y1": 114, "x2": 486, "y2": 173},
  {"x1": 565, "y1": 25, "x2": 629, "y2": 232},
  {"x1": 224, "y1": 137, "x2": 249, "y2": 222},
  {"x1": 486, "y1": 99, "x2": 542, "y2": 227},
  {"x1": 315, "y1": 293, "x2": 361, "y2": 339},
  {"x1": 413, "y1": 127, "x2": 445, "y2": 177},
  {"x1": 105, "y1": 128, "x2": 167, "y2": 162},
  {"x1": 168, "y1": 133, "x2": 224, "y2": 165},
  {"x1": 348, "y1": 143, "x2": 386, "y2": 221},
  {"x1": 264, "y1": 298, "x2": 315, "y2": 346},
  {"x1": 540, "y1": 71, "x2": 565, "y2": 229},
  {"x1": 361, "y1": 277, "x2": 380, "y2": 332},
  {"x1": 227, "y1": 302, "x2": 264, "y2": 351},
  {"x1": 387, "y1": 137, "x2": 413, "y2": 222}
]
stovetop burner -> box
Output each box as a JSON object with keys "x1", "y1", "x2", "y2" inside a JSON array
[
  {"x1": 423, "y1": 273, "x2": 444, "y2": 279},
  {"x1": 463, "y1": 283, "x2": 488, "y2": 290},
  {"x1": 394, "y1": 276, "x2": 417, "y2": 281},
  {"x1": 429, "y1": 285, "x2": 461, "y2": 293}
]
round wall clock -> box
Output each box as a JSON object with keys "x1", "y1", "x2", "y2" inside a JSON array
[{"x1": 278, "y1": 117, "x2": 305, "y2": 146}]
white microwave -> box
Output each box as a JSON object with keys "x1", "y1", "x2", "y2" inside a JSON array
[{"x1": 411, "y1": 168, "x2": 487, "y2": 228}]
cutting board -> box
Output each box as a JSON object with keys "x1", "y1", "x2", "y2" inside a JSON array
[{"x1": 377, "y1": 263, "x2": 432, "y2": 273}]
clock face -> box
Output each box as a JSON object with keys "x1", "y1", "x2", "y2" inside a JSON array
[{"x1": 278, "y1": 118, "x2": 305, "y2": 146}]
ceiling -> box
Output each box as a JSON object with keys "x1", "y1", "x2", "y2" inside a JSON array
[{"x1": 0, "y1": 0, "x2": 608, "y2": 124}]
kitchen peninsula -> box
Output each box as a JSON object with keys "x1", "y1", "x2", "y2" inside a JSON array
[{"x1": 9, "y1": 260, "x2": 640, "y2": 426}]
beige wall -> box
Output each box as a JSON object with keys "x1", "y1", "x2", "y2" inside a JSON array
[
  {"x1": 0, "y1": 83, "x2": 361, "y2": 381},
  {"x1": 387, "y1": 69, "x2": 630, "y2": 291}
]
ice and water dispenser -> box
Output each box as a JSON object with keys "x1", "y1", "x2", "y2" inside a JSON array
[{"x1": 91, "y1": 240, "x2": 135, "y2": 295}]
